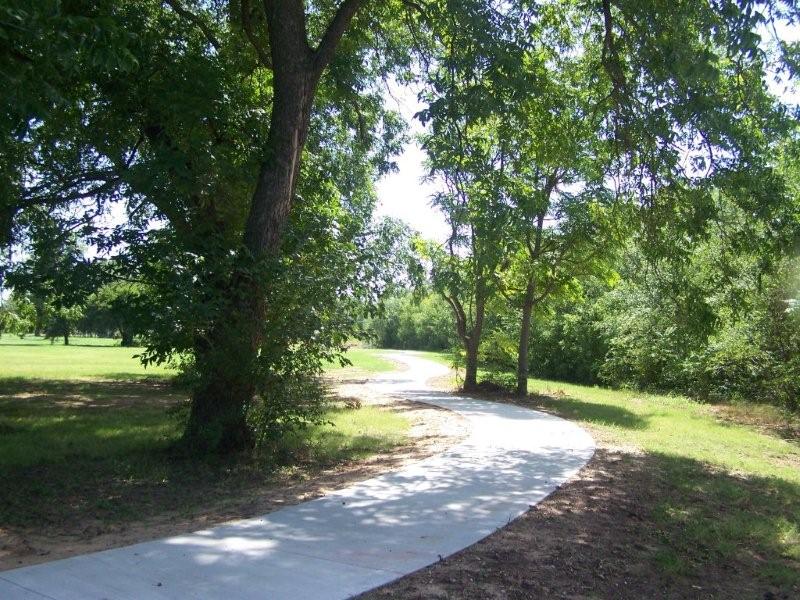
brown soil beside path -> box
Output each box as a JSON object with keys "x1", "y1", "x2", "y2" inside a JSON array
[
  {"x1": 357, "y1": 449, "x2": 776, "y2": 600},
  {"x1": 0, "y1": 377, "x2": 468, "y2": 572},
  {"x1": 357, "y1": 381, "x2": 796, "y2": 600}
]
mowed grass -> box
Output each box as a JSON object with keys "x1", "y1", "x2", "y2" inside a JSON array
[
  {"x1": 412, "y1": 350, "x2": 800, "y2": 587},
  {"x1": 0, "y1": 339, "x2": 405, "y2": 535},
  {"x1": 519, "y1": 375, "x2": 800, "y2": 583},
  {"x1": 325, "y1": 347, "x2": 398, "y2": 375},
  {"x1": 0, "y1": 335, "x2": 174, "y2": 380}
]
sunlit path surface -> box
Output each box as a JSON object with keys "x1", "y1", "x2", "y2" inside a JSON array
[{"x1": 0, "y1": 353, "x2": 594, "y2": 600}]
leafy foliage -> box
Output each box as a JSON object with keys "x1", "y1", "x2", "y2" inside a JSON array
[
  {"x1": 365, "y1": 290, "x2": 456, "y2": 351},
  {"x1": 3, "y1": 0, "x2": 800, "y2": 455}
]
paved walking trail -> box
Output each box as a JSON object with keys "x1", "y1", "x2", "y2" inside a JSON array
[{"x1": 0, "y1": 352, "x2": 594, "y2": 600}]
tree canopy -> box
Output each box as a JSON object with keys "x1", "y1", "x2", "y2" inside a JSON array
[{"x1": 2, "y1": 0, "x2": 799, "y2": 452}]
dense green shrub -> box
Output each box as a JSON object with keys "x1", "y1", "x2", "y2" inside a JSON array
[
  {"x1": 525, "y1": 257, "x2": 800, "y2": 411},
  {"x1": 365, "y1": 292, "x2": 456, "y2": 351},
  {"x1": 692, "y1": 291, "x2": 800, "y2": 410},
  {"x1": 249, "y1": 374, "x2": 330, "y2": 458},
  {"x1": 527, "y1": 289, "x2": 608, "y2": 385}
]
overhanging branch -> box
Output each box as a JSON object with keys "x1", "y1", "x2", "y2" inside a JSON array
[
  {"x1": 163, "y1": 0, "x2": 221, "y2": 50},
  {"x1": 313, "y1": 0, "x2": 364, "y2": 73}
]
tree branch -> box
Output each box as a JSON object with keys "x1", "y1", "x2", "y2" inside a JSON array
[
  {"x1": 240, "y1": 0, "x2": 272, "y2": 68},
  {"x1": 312, "y1": 0, "x2": 365, "y2": 73},
  {"x1": 163, "y1": 0, "x2": 221, "y2": 50}
]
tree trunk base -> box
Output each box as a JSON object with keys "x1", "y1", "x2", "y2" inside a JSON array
[
  {"x1": 181, "y1": 420, "x2": 254, "y2": 454},
  {"x1": 182, "y1": 379, "x2": 255, "y2": 454}
]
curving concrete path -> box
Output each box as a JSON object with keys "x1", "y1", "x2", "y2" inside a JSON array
[{"x1": 0, "y1": 352, "x2": 594, "y2": 600}]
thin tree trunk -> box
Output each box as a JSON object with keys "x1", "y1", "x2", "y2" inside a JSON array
[
  {"x1": 461, "y1": 289, "x2": 486, "y2": 393},
  {"x1": 34, "y1": 299, "x2": 44, "y2": 337},
  {"x1": 516, "y1": 279, "x2": 536, "y2": 397},
  {"x1": 464, "y1": 338, "x2": 479, "y2": 391},
  {"x1": 444, "y1": 293, "x2": 485, "y2": 393},
  {"x1": 516, "y1": 206, "x2": 547, "y2": 397}
]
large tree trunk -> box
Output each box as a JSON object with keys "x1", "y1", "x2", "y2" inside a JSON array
[
  {"x1": 183, "y1": 314, "x2": 259, "y2": 452},
  {"x1": 181, "y1": 0, "x2": 363, "y2": 453},
  {"x1": 120, "y1": 328, "x2": 134, "y2": 347},
  {"x1": 183, "y1": 79, "x2": 315, "y2": 453},
  {"x1": 516, "y1": 279, "x2": 536, "y2": 397}
]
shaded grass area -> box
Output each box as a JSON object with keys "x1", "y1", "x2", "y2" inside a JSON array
[
  {"x1": 0, "y1": 384, "x2": 406, "y2": 532},
  {"x1": 520, "y1": 378, "x2": 800, "y2": 587},
  {"x1": 0, "y1": 342, "x2": 406, "y2": 544},
  {"x1": 411, "y1": 350, "x2": 800, "y2": 590}
]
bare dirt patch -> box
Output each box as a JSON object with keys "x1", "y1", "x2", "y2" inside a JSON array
[
  {"x1": 358, "y1": 447, "x2": 797, "y2": 600},
  {"x1": 0, "y1": 379, "x2": 467, "y2": 572},
  {"x1": 357, "y1": 383, "x2": 799, "y2": 600}
]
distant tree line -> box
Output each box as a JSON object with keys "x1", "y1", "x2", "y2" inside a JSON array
[
  {"x1": 366, "y1": 226, "x2": 800, "y2": 411},
  {"x1": 0, "y1": 280, "x2": 149, "y2": 346}
]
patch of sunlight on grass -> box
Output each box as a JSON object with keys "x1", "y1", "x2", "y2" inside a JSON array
[
  {"x1": 0, "y1": 335, "x2": 174, "y2": 380},
  {"x1": 325, "y1": 348, "x2": 399, "y2": 375},
  {"x1": 281, "y1": 405, "x2": 410, "y2": 465}
]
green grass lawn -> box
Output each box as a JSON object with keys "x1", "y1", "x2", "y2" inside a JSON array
[
  {"x1": 414, "y1": 349, "x2": 800, "y2": 587},
  {"x1": 0, "y1": 335, "x2": 174, "y2": 380},
  {"x1": 325, "y1": 346, "x2": 398, "y2": 375},
  {"x1": 0, "y1": 338, "x2": 406, "y2": 540},
  {"x1": 521, "y1": 375, "x2": 800, "y2": 584},
  {"x1": 0, "y1": 336, "x2": 397, "y2": 380}
]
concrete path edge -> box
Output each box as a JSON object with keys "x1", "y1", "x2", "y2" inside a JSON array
[{"x1": 0, "y1": 352, "x2": 595, "y2": 600}]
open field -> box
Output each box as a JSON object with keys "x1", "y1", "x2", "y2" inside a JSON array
[
  {"x1": 325, "y1": 346, "x2": 398, "y2": 375},
  {"x1": 0, "y1": 337, "x2": 394, "y2": 380},
  {"x1": 0, "y1": 336, "x2": 174, "y2": 380},
  {"x1": 0, "y1": 339, "x2": 408, "y2": 569}
]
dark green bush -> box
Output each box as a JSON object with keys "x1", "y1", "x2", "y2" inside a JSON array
[{"x1": 366, "y1": 292, "x2": 456, "y2": 351}]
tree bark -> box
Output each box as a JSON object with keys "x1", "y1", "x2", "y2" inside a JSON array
[
  {"x1": 120, "y1": 328, "x2": 134, "y2": 347},
  {"x1": 184, "y1": 62, "x2": 317, "y2": 453},
  {"x1": 33, "y1": 298, "x2": 44, "y2": 337},
  {"x1": 516, "y1": 206, "x2": 547, "y2": 397},
  {"x1": 443, "y1": 293, "x2": 485, "y2": 393},
  {"x1": 182, "y1": 0, "x2": 364, "y2": 453},
  {"x1": 460, "y1": 289, "x2": 486, "y2": 393},
  {"x1": 183, "y1": 320, "x2": 257, "y2": 452},
  {"x1": 516, "y1": 279, "x2": 536, "y2": 397},
  {"x1": 464, "y1": 337, "x2": 479, "y2": 391}
]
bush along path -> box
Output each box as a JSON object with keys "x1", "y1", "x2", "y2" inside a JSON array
[{"x1": 0, "y1": 353, "x2": 594, "y2": 600}]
